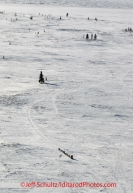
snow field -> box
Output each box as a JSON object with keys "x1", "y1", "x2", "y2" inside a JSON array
[{"x1": 0, "y1": 4, "x2": 133, "y2": 193}]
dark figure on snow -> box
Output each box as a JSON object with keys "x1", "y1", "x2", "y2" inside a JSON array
[
  {"x1": 66, "y1": 13, "x2": 68, "y2": 17},
  {"x1": 86, "y1": 34, "x2": 89, "y2": 39},
  {"x1": 94, "y1": 34, "x2": 97, "y2": 40},
  {"x1": 70, "y1": 155, "x2": 73, "y2": 159},
  {"x1": 91, "y1": 34, "x2": 93, "y2": 39},
  {"x1": 95, "y1": 17, "x2": 97, "y2": 21},
  {"x1": 88, "y1": 17, "x2": 89, "y2": 20},
  {"x1": 60, "y1": 16, "x2": 61, "y2": 20},
  {"x1": 39, "y1": 71, "x2": 44, "y2": 84}
]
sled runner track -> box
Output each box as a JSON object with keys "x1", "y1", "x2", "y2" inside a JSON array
[
  {"x1": 105, "y1": 67, "x2": 133, "y2": 192},
  {"x1": 109, "y1": 66, "x2": 133, "y2": 193},
  {"x1": 51, "y1": 79, "x2": 115, "y2": 148},
  {"x1": 27, "y1": 98, "x2": 58, "y2": 149},
  {"x1": 99, "y1": 66, "x2": 133, "y2": 193},
  {"x1": 51, "y1": 85, "x2": 117, "y2": 193},
  {"x1": 51, "y1": 78, "x2": 114, "y2": 150},
  {"x1": 117, "y1": 68, "x2": 133, "y2": 192},
  {"x1": 26, "y1": 73, "x2": 131, "y2": 193},
  {"x1": 99, "y1": 66, "x2": 133, "y2": 192},
  {"x1": 27, "y1": 91, "x2": 107, "y2": 184},
  {"x1": 51, "y1": 88, "x2": 77, "y2": 146},
  {"x1": 51, "y1": 65, "x2": 133, "y2": 193}
]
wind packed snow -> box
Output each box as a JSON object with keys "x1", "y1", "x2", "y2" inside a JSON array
[
  {"x1": 1, "y1": 0, "x2": 133, "y2": 9},
  {"x1": 0, "y1": 2, "x2": 133, "y2": 193}
]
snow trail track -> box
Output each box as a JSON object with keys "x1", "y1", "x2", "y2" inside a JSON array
[
  {"x1": 26, "y1": 88, "x2": 104, "y2": 187},
  {"x1": 27, "y1": 97, "x2": 58, "y2": 149},
  {"x1": 0, "y1": 4, "x2": 133, "y2": 193}
]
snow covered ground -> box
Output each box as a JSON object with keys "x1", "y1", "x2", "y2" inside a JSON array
[
  {"x1": 1, "y1": 0, "x2": 133, "y2": 9},
  {"x1": 0, "y1": 2, "x2": 133, "y2": 193}
]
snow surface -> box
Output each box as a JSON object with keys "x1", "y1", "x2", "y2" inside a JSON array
[
  {"x1": 0, "y1": 2, "x2": 133, "y2": 193},
  {"x1": 1, "y1": 0, "x2": 133, "y2": 9}
]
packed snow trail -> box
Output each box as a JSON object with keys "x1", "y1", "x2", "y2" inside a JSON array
[
  {"x1": 26, "y1": 88, "x2": 115, "y2": 193},
  {"x1": 0, "y1": 4, "x2": 133, "y2": 193},
  {"x1": 27, "y1": 97, "x2": 58, "y2": 149}
]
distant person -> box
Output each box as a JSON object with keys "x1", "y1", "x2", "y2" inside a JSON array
[
  {"x1": 95, "y1": 17, "x2": 97, "y2": 21},
  {"x1": 39, "y1": 71, "x2": 44, "y2": 84},
  {"x1": 88, "y1": 17, "x2": 89, "y2": 20},
  {"x1": 60, "y1": 16, "x2": 61, "y2": 20},
  {"x1": 70, "y1": 155, "x2": 73, "y2": 159},
  {"x1": 91, "y1": 34, "x2": 93, "y2": 39},
  {"x1": 66, "y1": 13, "x2": 68, "y2": 17},
  {"x1": 94, "y1": 34, "x2": 97, "y2": 40},
  {"x1": 86, "y1": 34, "x2": 89, "y2": 39}
]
